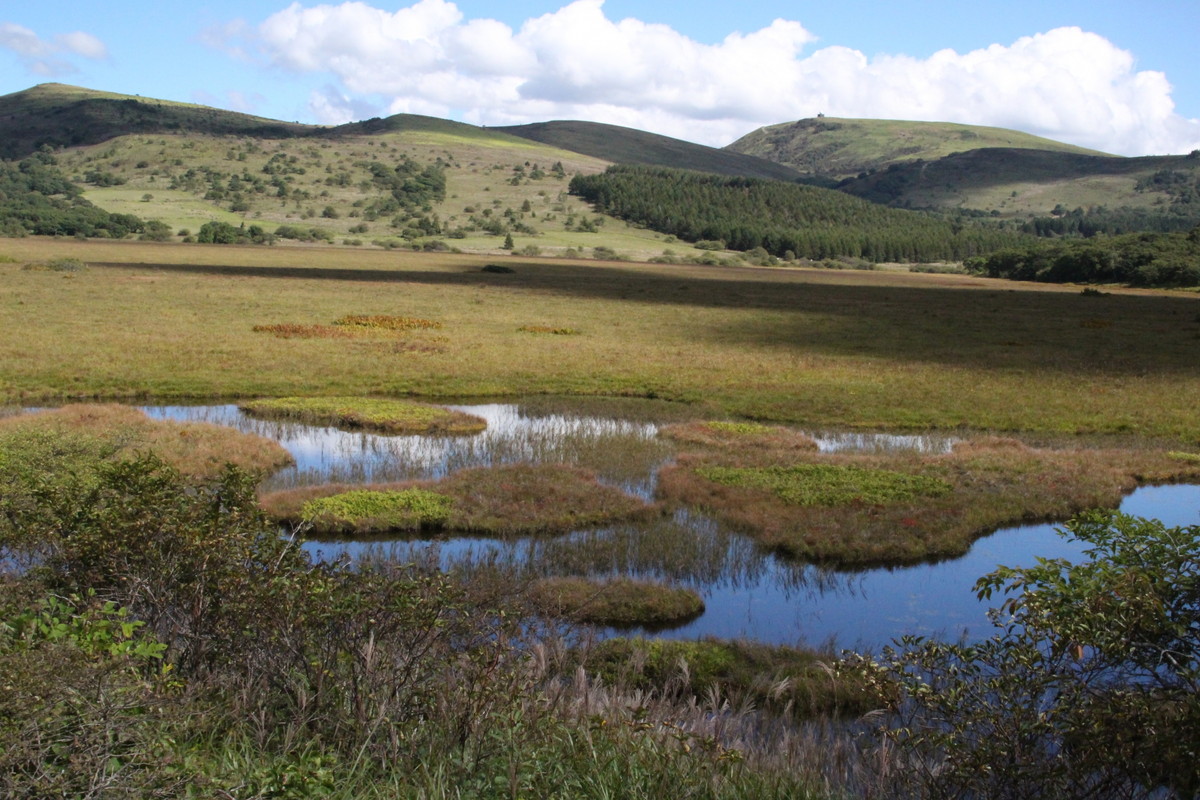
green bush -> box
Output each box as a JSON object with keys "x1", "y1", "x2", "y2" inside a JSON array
[{"x1": 844, "y1": 511, "x2": 1200, "y2": 798}]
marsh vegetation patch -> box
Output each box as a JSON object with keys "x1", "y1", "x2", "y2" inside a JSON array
[
  {"x1": 696, "y1": 464, "x2": 952, "y2": 506},
  {"x1": 0, "y1": 404, "x2": 292, "y2": 481},
  {"x1": 239, "y1": 396, "x2": 486, "y2": 435},
  {"x1": 528, "y1": 576, "x2": 703, "y2": 627},
  {"x1": 300, "y1": 488, "x2": 454, "y2": 535},
  {"x1": 660, "y1": 435, "x2": 1200, "y2": 566},
  {"x1": 263, "y1": 462, "x2": 656, "y2": 538}
]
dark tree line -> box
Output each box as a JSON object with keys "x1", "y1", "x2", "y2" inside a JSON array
[
  {"x1": 965, "y1": 228, "x2": 1200, "y2": 287},
  {"x1": 570, "y1": 165, "x2": 1026, "y2": 262},
  {"x1": 0, "y1": 151, "x2": 149, "y2": 239}
]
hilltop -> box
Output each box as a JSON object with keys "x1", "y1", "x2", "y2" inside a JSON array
[
  {"x1": 725, "y1": 116, "x2": 1108, "y2": 180},
  {"x1": 0, "y1": 84, "x2": 314, "y2": 160},
  {"x1": 496, "y1": 120, "x2": 803, "y2": 182}
]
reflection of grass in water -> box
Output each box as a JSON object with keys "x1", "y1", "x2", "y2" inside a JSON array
[
  {"x1": 246, "y1": 402, "x2": 676, "y2": 493},
  {"x1": 437, "y1": 512, "x2": 843, "y2": 601}
]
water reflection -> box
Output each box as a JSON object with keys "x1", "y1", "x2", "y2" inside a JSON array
[{"x1": 139, "y1": 403, "x2": 1199, "y2": 650}]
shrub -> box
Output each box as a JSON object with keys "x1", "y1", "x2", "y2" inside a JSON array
[{"x1": 844, "y1": 511, "x2": 1200, "y2": 798}]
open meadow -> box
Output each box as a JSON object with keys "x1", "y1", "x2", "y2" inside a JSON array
[{"x1": 2, "y1": 237, "x2": 1198, "y2": 442}]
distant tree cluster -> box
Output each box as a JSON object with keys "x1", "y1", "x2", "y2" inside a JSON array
[
  {"x1": 966, "y1": 228, "x2": 1200, "y2": 287},
  {"x1": 0, "y1": 151, "x2": 149, "y2": 239},
  {"x1": 196, "y1": 221, "x2": 274, "y2": 245},
  {"x1": 570, "y1": 165, "x2": 1025, "y2": 262},
  {"x1": 357, "y1": 157, "x2": 446, "y2": 219}
]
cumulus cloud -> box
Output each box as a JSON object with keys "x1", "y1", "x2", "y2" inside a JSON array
[
  {"x1": 233, "y1": 0, "x2": 1200, "y2": 156},
  {"x1": 0, "y1": 22, "x2": 108, "y2": 77}
]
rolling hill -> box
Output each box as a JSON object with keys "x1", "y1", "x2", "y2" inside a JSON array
[
  {"x1": 495, "y1": 120, "x2": 804, "y2": 182},
  {"x1": 725, "y1": 116, "x2": 1108, "y2": 179},
  {"x1": 0, "y1": 83, "x2": 314, "y2": 160}
]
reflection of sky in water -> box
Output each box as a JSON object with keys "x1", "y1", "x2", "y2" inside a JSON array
[
  {"x1": 141, "y1": 403, "x2": 663, "y2": 495},
  {"x1": 139, "y1": 404, "x2": 1199, "y2": 651}
]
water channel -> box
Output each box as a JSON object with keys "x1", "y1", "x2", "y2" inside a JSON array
[{"x1": 141, "y1": 402, "x2": 1200, "y2": 652}]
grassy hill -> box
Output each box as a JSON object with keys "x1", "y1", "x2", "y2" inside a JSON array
[
  {"x1": 835, "y1": 146, "x2": 1200, "y2": 216},
  {"x1": 0, "y1": 83, "x2": 314, "y2": 160},
  {"x1": 496, "y1": 120, "x2": 804, "y2": 182},
  {"x1": 726, "y1": 117, "x2": 1108, "y2": 179}
]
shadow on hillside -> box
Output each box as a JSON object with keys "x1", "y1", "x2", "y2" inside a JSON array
[{"x1": 90, "y1": 259, "x2": 1200, "y2": 376}]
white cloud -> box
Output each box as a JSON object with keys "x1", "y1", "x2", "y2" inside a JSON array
[
  {"x1": 0, "y1": 22, "x2": 108, "y2": 77},
  {"x1": 236, "y1": 1, "x2": 1200, "y2": 156}
]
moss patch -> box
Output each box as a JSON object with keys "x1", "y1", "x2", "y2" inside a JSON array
[
  {"x1": 240, "y1": 396, "x2": 486, "y2": 435},
  {"x1": 696, "y1": 463, "x2": 952, "y2": 506},
  {"x1": 300, "y1": 488, "x2": 453, "y2": 535},
  {"x1": 528, "y1": 577, "x2": 703, "y2": 627}
]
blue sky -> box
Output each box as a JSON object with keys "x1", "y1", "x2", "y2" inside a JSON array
[{"x1": 2, "y1": 0, "x2": 1198, "y2": 156}]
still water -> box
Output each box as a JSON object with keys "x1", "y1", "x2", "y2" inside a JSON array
[{"x1": 143, "y1": 403, "x2": 1199, "y2": 651}]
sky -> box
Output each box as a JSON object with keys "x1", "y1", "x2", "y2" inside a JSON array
[{"x1": 2, "y1": 0, "x2": 1199, "y2": 157}]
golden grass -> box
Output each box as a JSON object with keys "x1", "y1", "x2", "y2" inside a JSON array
[
  {"x1": 0, "y1": 404, "x2": 292, "y2": 478},
  {"x1": 657, "y1": 434, "x2": 1200, "y2": 566},
  {"x1": 2, "y1": 239, "x2": 1199, "y2": 441},
  {"x1": 239, "y1": 396, "x2": 486, "y2": 435},
  {"x1": 261, "y1": 463, "x2": 658, "y2": 538}
]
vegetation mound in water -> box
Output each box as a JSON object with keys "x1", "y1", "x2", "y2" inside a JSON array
[
  {"x1": 527, "y1": 577, "x2": 704, "y2": 627},
  {"x1": 239, "y1": 396, "x2": 486, "y2": 435}
]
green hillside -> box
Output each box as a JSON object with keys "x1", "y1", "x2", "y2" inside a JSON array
[
  {"x1": 0, "y1": 83, "x2": 314, "y2": 160},
  {"x1": 836, "y1": 146, "x2": 1200, "y2": 223},
  {"x1": 496, "y1": 120, "x2": 804, "y2": 182},
  {"x1": 726, "y1": 117, "x2": 1108, "y2": 179}
]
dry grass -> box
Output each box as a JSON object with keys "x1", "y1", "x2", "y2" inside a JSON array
[
  {"x1": 262, "y1": 462, "x2": 659, "y2": 538},
  {"x1": 658, "y1": 435, "x2": 1200, "y2": 566},
  {"x1": 1, "y1": 239, "x2": 1199, "y2": 442},
  {"x1": 0, "y1": 404, "x2": 292, "y2": 478},
  {"x1": 528, "y1": 576, "x2": 704, "y2": 627}
]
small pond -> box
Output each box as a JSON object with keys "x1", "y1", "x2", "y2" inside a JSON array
[{"x1": 142, "y1": 402, "x2": 1200, "y2": 651}]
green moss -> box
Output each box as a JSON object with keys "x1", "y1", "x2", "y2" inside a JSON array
[
  {"x1": 703, "y1": 421, "x2": 773, "y2": 435},
  {"x1": 1168, "y1": 451, "x2": 1200, "y2": 464},
  {"x1": 239, "y1": 396, "x2": 486, "y2": 435},
  {"x1": 300, "y1": 489, "x2": 453, "y2": 533},
  {"x1": 696, "y1": 463, "x2": 952, "y2": 506}
]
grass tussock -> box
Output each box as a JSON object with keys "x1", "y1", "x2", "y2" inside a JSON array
[
  {"x1": 251, "y1": 322, "x2": 362, "y2": 339},
  {"x1": 661, "y1": 420, "x2": 820, "y2": 453},
  {"x1": 262, "y1": 462, "x2": 658, "y2": 538},
  {"x1": 240, "y1": 396, "x2": 486, "y2": 435},
  {"x1": 0, "y1": 404, "x2": 292, "y2": 480},
  {"x1": 528, "y1": 577, "x2": 704, "y2": 627},
  {"x1": 21, "y1": 257, "x2": 86, "y2": 273},
  {"x1": 518, "y1": 324, "x2": 581, "y2": 335},
  {"x1": 659, "y1": 435, "x2": 1200, "y2": 566},
  {"x1": 299, "y1": 488, "x2": 453, "y2": 535},
  {"x1": 331, "y1": 314, "x2": 443, "y2": 331}
]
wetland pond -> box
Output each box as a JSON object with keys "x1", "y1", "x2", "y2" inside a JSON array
[{"x1": 143, "y1": 401, "x2": 1200, "y2": 652}]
